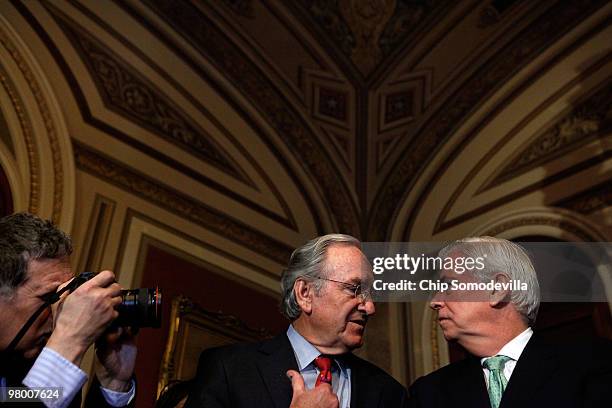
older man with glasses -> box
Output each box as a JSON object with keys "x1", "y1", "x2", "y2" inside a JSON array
[{"x1": 186, "y1": 234, "x2": 408, "y2": 408}]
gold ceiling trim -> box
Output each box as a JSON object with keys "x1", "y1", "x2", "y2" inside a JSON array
[{"x1": 0, "y1": 24, "x2": 64, "y2": 222}]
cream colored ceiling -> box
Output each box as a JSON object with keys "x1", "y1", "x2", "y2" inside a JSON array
[{"x1": 0, "y1": 0, "x2": 611, "y2": 383}]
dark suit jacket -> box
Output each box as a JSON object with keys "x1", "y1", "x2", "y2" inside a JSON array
[
  {"x1": 0, "y1": 354, "x2": 134, "y2": 407},
  {"x1": 408, "y1": 335, "x2": 611, "y2": 408},
  {"x1": 185, "y1": 333, "x2": 408, "y2": 408}
]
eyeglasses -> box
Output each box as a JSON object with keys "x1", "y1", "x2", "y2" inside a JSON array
[{"x1": 315, "y1": 277, "x2": 373, "y2": 303}]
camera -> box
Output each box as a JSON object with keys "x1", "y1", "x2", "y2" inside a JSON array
[{"x1": 74, "y1": 272, "x2": 162, "y2": 328}]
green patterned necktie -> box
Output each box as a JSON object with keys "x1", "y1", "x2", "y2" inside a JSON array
[{"x1": 482, "y1": 355, "x2": 512, "y2": 408}]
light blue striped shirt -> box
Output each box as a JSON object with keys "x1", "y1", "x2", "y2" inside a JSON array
[
  {"x1": 287, "y1": 325, "x2": 351, "y2": 408},
  {"x1": 20, "y1": 347, "x2": 135, "y2": 408}
]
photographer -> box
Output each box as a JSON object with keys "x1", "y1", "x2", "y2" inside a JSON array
[{"x1": 0, "y1": 212, "x2": 136, "y2": 407}]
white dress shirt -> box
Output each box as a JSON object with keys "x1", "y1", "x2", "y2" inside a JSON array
[
  {"x1": 480, "y1": 327, "x2": 533, "y2": 387},
  {"x1": 21, "y1": 347, "x2": 135, "y2": 408},
  {"x1": 287, "y1": 325, "x2": 351, "y2": 408}
]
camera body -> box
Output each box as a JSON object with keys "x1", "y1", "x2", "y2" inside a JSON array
[{"x1": 74, "y1": 272, "x2": 162, "y2": 328}]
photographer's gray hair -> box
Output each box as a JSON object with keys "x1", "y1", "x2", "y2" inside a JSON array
[{"x1": 0, "y1": 213, "x2": 72, "y2": 299}]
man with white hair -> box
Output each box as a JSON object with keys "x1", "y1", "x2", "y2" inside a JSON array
[
  {"x1": 186, "y1": 233, "x2": 408, "y2": 408},
  {"x1": 408, "y1": 237, "x2": 611, "y2": 408}
]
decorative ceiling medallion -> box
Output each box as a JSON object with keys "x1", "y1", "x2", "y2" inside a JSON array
[
  {"x1": 339, "y1": 0, "x2": 396, "y2": 76},
  {"x1": 384, "y1": 90, "x2": 415, "y2": 125},
  {"x1": 302, "y1": 68, "x2": 355, "y2": 172},
  {"x1": 377, "y1": 69, "x2": 431, "y2": 132},
  {"x1": 303, "y1": 68, "x2": 354, "y2": 129},
  {"x1": 374, "y1": 69, "x2": 432, "y2": 170},
  {"x1": 298, "y1": 0, "x2": 451, "y2": 78},
  {"x1": 317, "y1": 86, "x2": 348, "y2": 122}
]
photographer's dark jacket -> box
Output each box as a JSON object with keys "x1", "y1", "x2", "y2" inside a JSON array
[{"x1": 0, "y1": 353, "x2": 134, "y2": 408}]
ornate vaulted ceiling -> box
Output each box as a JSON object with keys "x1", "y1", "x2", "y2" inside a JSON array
[
  {"x1": 0, "y1": 0, "x2": 610, "y2": 275},
  {"x1": 1, "y1": 0, "x2": 611, "y2": 394}
]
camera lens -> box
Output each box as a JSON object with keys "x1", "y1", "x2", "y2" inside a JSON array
[{"x1": 115, "y1": 287, "x2": 162, "y2": 328}]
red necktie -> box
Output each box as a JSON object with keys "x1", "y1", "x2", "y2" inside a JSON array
[{"x1": 314, "y1": 355, "x2": 333, "y2": 387}]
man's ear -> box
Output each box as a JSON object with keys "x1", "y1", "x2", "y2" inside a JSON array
[
  {"x1": 294, "y1": 279, "x2": 314, "y2": 314},
  {"x1": 489, "y1": 273, "x2": 511, "y2": 307}
]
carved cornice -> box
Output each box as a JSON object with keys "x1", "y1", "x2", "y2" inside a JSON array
[
  {"x1": 490, "y1": 82, "x2": 612, "y2": 187},
  {"x1": 556, "y1": 180, "x2": 612, "y2": 215},
  {"x1": 0, "y1": 64, "x2": 38, "y2": 214},
  {"x1": 2, "y1": 19, "x2": 63, "y2": 223},
  {"x1": 0, "y1": 24, "x2": 65, "y2": 221},
  {"x1": 47, "y1": 4, "x2": 249, "y2": 184},
  {"x1": 139, "y1": 0, "x2": 360, "y2": 234},
  {"x1": 431, "y1": 53, "x2": 611, "y2": 235},
  {"x1": 117, "y1": 209, "x2": 280, "y2": 281},
  {"x1": 370, "y1": 0, "x2": 608, "y2": 240},
  {"x1": 23, "y1": 0, "x2": 302, "y2": 231},
  {"x1": 73, "y1": 141, "x2": 293, "y2": 264},
  {"x1": 481, "y1": 216, "x2": 595, "y2": 241}
]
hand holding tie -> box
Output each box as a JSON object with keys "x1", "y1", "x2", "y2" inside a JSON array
[{"x1": 287, "y1": 370, "x2": 339, "y2": 408}]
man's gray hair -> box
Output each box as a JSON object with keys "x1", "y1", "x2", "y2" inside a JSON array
[
  {"x1": 439, "y1": 236, "x2": 540, "y2": 326},
  {"x1": 280, "y1": 233, "x2": 360, "y2": 320},
  {"x1": 0, "y1": 212, "x2": 72, "y2": 300}
]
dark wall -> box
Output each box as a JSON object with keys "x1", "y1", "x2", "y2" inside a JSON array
[
  {"x1": 0, "y1": 164, "x2": 12, "y2": 217},
  {"x1": 134, "y1": 244, "x2": 288, "y2": 408}
]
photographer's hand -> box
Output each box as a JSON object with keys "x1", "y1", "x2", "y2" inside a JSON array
[
  {"x1": 94, "y1": 326, "x2": 137, "y2": 392},
  {"x1": 46, "y1": 270, "x2": 122, "y2": 366}
]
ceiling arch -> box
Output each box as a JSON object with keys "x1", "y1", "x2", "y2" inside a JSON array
[
  {"x1": 383, "y1": 0, "x2": 612, "y2": 241},
  {"x1": 0, "y1": 12, "x2": 75, "y2": 229}
]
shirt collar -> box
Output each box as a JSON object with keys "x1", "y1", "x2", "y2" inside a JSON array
[
  {"x1": 287, "y1": 325, "x2": 320, "y2": 371},
  {"x1": 481, "y1": 326, "x2": 533, "y2": 363},
  {"x1": 286, "y1": 325, "x2": 349, "y2": 376}
]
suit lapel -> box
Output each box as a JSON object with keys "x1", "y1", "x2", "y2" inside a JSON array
[
  {"x1": 256, "y1": 334, "x2": 298, "y2": 408},
  {"x1": 500, "y1": 335, "x2": 559, "y2": 408},
  {"x1": 445, "y1": 357, "x2": 491, "y2": 408},
  {"x1": 347, "y1": 355, "x2": 383, "y2": 408}
]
